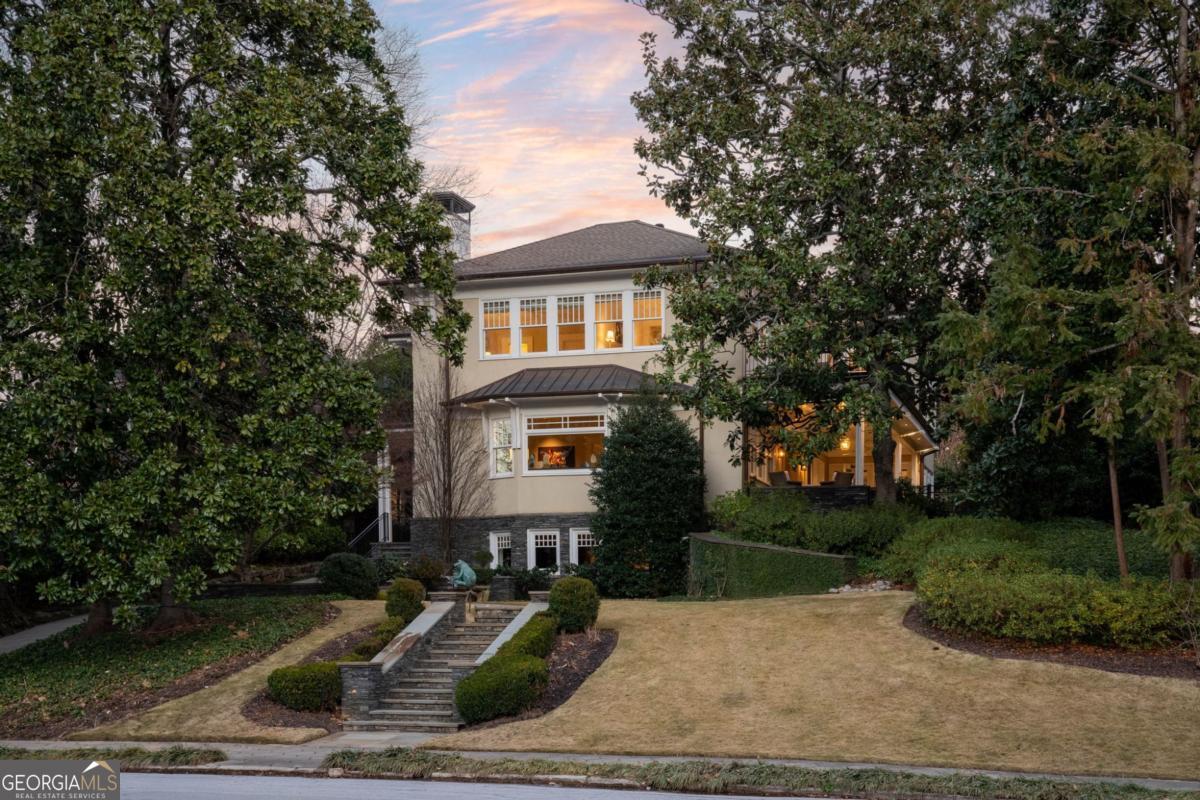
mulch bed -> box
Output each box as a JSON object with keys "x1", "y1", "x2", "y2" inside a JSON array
[
  {"x1": 5, "y1": 603, "x2": 342, "y2": 740},
  {"x1": 239, "y1": 621, "x2": 383, "y2": 733},
  {"x1": 904, "y1": 604, "x2": 1199, "y2": 682},
  {"x1": 466, "y1": 629, "x2": 619, "y2": 730}
]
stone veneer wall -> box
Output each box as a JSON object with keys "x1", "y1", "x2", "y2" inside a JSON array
[{"x1": 410, "y1": 513, "x2": 594, "y2": 567}]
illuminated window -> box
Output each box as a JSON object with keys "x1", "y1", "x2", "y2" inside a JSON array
[
  {"x1": 594, "y1": 292, "x2": 624, "y2": 349},
  {"x1": 557, "y1": 295, "x2": 585, "y2": 352},
  {"x1": 482, "y1": 300, "x2": 511, "y2": 356},
  {"x1": 571, "y1": 529, "x2": 598, "y2": 565},
  {"x1": 520, "y1": 298, "x2": 548, "y2": 354},
  {"x1": 525, "y1": 414, "x2": 606, "y2": 472},
  {"x1": 491, "y1": 418, "x2": 513, "y2": 476},
  {"x1": 527, "y1": 530, "x2": 560, "y2": 570},
  {"x1": 633, "y1": 290, "x2": 663, "y2": 347}
]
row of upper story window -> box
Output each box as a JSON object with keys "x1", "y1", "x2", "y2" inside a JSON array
[{"x1": 479, "y1": 289, "x2": 663, "y2": 359}]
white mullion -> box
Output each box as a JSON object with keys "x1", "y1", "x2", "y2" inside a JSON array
[
  {"x1": 509, "y1": 298, "x2": 519, "y2": 358},
  {"x1": 622, "y1": 290, "x2": 633, "y2": 352},
  {"x1": 584, "y1": 292, "x2": 595, "y2": 354},
  {"x1": 547, "y1": 294, "x2": 558, "y2": 355}
]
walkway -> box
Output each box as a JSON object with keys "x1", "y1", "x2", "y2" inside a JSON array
[{"x1": 0, "y1": 615, "x2": 85, "y2": 656}]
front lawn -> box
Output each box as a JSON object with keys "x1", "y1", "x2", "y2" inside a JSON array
[
  {"x1": 0, "y1": 595, "x2": 332, "y2": 738},
  {"x1": 429, "y1": 594, "x2": 1200, "y2": 780}
]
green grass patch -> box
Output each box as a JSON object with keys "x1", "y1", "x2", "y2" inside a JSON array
[
  {"x1": 323, "y1": 748, "x2": 1198, "y2": 800},
  {"x1": 0, "y1": 595, "x2": 332, "y2": 735},
  {"x1": 0, "y1": 745, "x2": 226, "y2": 766}
]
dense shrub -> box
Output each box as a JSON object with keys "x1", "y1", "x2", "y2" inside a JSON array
[
  {"x1": 497, "y1": 612, "x2": 558, "y2": 659},
  {"x1": 918, "y1": 536, "x2": 1046, "y2": 578},
  {"x1": 548, "y1": 578, "x2": 599, "y2": 632},
  {"x1": 454, "y1": 654, "x2": 548, "y2": 725},
  {"x1": 385, "y1": 578, "x2": 425, "y2": 621},
  {"x1": 496, "y1": 566, "x2": 553, "y2": 599},
  {"x1": 474, "y1": 567, "x2": 495, "y2": 586},
  {"x1": 317, "y1": 553, "x2": 379, "y2": 599},
  {"x1": 374, "y1": 555, "x2": 407, "y2": 584},
  {"x1": 689, "y1": 533, "x2": 856, "y2": 598},
  {"x1": 712, "y1": 491, "x2": 918, "y2": 557},
  {"x1": 408, "y1": 556, "x2": 448, "y2": 591},
  {"x1": 919, "y1": 566, "x2": 1182, "y2": 649},
  {"x1": 590, "y1": 392, "x2": 706, "y2": 597},
  {"x1": 257, "y1": 524, "x2": 345, "y2": 564},
  {"x1": 878, "y1": 516, "x2": 1028, "y2": 583},
  {"x1": 344, "y1": 616, "x2": 409, "y2": 661},
  {"x1": 266, "y1": 662, "x2": 341, "y2": 711},
  {"x1": 1025, "y1": 518, "x2": 1169, "y2": 579}
]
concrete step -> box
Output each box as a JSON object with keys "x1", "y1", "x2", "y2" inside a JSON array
[
  {"x1": 343, "y1": 719, "x2": 463, "y2": 733},
  {"x1": 380, "y1": 698, "x2": 456, "y2": 711},
  {"x1": 386, "y1": 686, "x2": 454, "y2": 697},
  {"x1": 392, "y1": 680, "x2": 454, "y2": 691},
  {"x1": 370, "y1": 707, "x2": 458, "y2": 719}
]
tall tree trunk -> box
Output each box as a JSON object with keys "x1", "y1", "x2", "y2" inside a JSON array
[
  {"x1": 81, "y1": 599, "x2": 113, "y2": 637},
  {"x1": 1169, "y1": 375, "x2": 1193, "y2": 582},
  {"x1": 148, "y1": 576, "x2": 199, "y2": 632},
  {"x1": 872, "y1": 423, "x2": 897, "y2": 505},
  {"x1": 1107, "y1": 441, "x2": 1129, "y2": 579}
]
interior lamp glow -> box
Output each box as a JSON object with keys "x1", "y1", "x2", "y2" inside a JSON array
[{"x1": 839, "y1": 437, "x2": 851, "y2": 451}]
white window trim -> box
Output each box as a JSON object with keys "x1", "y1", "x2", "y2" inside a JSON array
[
  {"x1": 522, "y1": 408, "x2": 607, "y2": 477},
  {"x1": 489, "y1": 414, "x2": 515, "y2": 478},
  {"x1": 489, "y1": 531, "x2": 513, "y2": 569},
  {"x1": 478, "y1": 289, "x2": 664, "y2": 361},
  {"x1": 569, "y1": 528, "x2": 597, "y2": 565},
  {"x1": 631, "y1": 289, "x2": 664, "y2": 351},
  {"x1": 527, "y1": 529, "x2": 561, "y2": 571}
]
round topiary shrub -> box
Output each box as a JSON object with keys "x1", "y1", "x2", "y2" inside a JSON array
[
  {"x1": 318, "y1": 552, "x2": 379, "y2": 599},
  {"x1": 548, "y1": 577, "x2": 599, "y2": 632},
  {"x1": 408, "y1": 555, "x2": 449, "y2": 591},
  {"x1": 385, "y1": 577, "x2": 425, "y2": 621},
  {"x1": 454, "y1": 654, "x2": 548, "y2": 725},
  {"x1": 266, "y1": 662, "x2": 341, "y2": 711}
]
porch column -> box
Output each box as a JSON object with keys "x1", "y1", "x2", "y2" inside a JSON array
[
  {"x1": 911, "y1": 452, "x2": 922, "y2": 487},
  {"x1": 377, "y1": 448, "x2": 392, "y2": 543},
  {"x1": 853, "y1": 420, "x2": 865, "y2": 485},
  {"x1": 893, "y1": 438, "x2": 903, "y2": 482}
]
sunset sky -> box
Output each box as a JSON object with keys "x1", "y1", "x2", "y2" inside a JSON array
[{"x1": 370, "y1": 0, "x2": 691, "y2": 256}]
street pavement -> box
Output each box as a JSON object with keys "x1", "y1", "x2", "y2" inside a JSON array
[{"x1": 123, "y1": 772, "x2": 789, "y2": 799}]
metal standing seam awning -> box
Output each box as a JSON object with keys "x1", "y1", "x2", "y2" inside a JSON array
[{"x1": 445, "y1": 364, "x2": 690, "y2": 406}]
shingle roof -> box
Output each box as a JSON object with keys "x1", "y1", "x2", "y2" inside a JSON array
[
  {"x1": 447, "y1": 365, "x2": 689, "y2": 405},
  {"x1": 456, "y1": 220, "x2": 710, "y2": 280}
]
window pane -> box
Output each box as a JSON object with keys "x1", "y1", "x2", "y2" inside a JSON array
[
  {"x1": 594, "y1": 292, "x2": 624, "y2": 350},
  {"x1": 633, "y1": 291, "x2": 662, "y2": 347},
  {"x1": 527, "y1": 432, "x2": 605, "y2": 470},
  {"x1": 634, "y1": 319, "x2": 662, "y2": 347},
  {"x1": 521, "y1": 326, "x2": 547, "y2": 354},
  {"x1": 596, "y1": 322, "x2": 623, "y2": 349},
  {"x1": 484, "y1": 328, "x2": 511, "y2": 356},
  {"x1": 519, "y1": 299, "x2": 547, "y2": 354},
  {"x1": 558, "y1": 323, "x2": 585, "y2": 351},
  {"x1": 535, "y1": 546, "x2": 558, "y2": 569},
  {"x1": 494, "y1": 446, "x2": 513, "y2": 475},
  {"x1": 499, "y1": 547, "x2": 512, "y2": 567}
]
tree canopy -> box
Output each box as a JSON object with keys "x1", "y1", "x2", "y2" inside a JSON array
[{"x1": 0, "y1": 0, "x2": 469, "y2": 629}]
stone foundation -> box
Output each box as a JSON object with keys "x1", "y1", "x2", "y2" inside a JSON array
[{"x1": 410, "y1": 513, "x2": 594, "y2": 568}]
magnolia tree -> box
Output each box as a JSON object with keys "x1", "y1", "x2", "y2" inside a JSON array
[{"x1": 0, "y1": 0, "x2": 469, "y2": 631}]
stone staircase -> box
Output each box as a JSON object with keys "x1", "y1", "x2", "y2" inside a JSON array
[
  {"x1": 344, "y1": 604, "x2": 520, "y2": 732},
  {"x1": 370, "y1": 541, "x2": 412, "y2": 560}
]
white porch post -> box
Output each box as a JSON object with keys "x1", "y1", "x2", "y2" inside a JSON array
[
  {"x1": 377, "y1": 448, "x2": 392, "y2": 543},
  {"x1": 893, "y1": 437, "x2": 903, "y2": 482},
  {"x1": 853, "y1": 421, "x2": 865, "y2": 486},
  {"x1": 911, "y1": 451, "x2": 922, "y2": 488}
]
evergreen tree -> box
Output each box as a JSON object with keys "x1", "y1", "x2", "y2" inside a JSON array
[
  {"x1": 0, "y1": 0, "x2": 469, "y2": 630},
  {"x1": 589, "y1": 393, "x2": 705, "y2": 597}
]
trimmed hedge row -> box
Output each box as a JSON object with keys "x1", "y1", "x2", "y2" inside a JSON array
[
  {"x1": 318, "y1": 553, "x2": 378, "y2": 599},
  {"x1": 385, "y1": 578, "x2": 425, "y2": 621},
  {"x1": 688, "y1": 532, "x2": 856, "y2": 598},
  {"x1": 455, "y1": 612, "x2": 559, "y2": 725},
  {"x1": 267, "y1": 662, "x2": 341, "y2": 711}
]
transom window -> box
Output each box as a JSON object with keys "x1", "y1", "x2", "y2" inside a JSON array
[
  {"x1": 525, "y1": 414, "x2": 606, "y2": 473},
  {"x1": 491, "y1": 418, "x2": 513, "y2": 477},
  {"x1": 633, "y1": 290, "x2": 663, "y2": 347},
  {"x1": 482, "y1": 300, "x2": 511, "y2": 357},
  {"x1": 594, "y1": 292, "x2": 624, "y2": 350},
  {"x1": 520, "y1": 298, "x2": 548, "y2": 354},
  {"x1": 557, "y1": 295, "x2": 585, "y2": 352}
]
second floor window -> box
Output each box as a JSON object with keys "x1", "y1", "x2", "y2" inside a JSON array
[
  {"x1": 557, "y1": 295, "x2": 585, "y2": 352},
  {"x1": 483, "y1": 300, "x2": 511, "y2": 357},
  {"x1": 520, "y1": 298, "x2": 548, "y2": 354},
  {"x1": 595, "y1": 292, "x2": 624, "y2": 350},
  {"x1": 633, "y1": 290, "x2": 663, "y2": 347},
  {"x1": 491, "y1": 418, "x2": 513, "y2": 476}
]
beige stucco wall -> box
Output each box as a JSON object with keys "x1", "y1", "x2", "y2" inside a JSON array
[{"x1": 410, "y1": 269, "x2": 746, "y2": 518}]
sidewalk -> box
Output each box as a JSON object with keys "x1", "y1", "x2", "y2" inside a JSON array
[
  {"x1": 0, "y1": 616, "x2": 85, "y2": 656},
  {"x1": 3, "y1": 736, "x2": 1198, "y2": 793}
]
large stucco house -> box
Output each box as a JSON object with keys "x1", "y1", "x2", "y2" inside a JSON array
[{"x1": 399, "y1": 194, "x2": 937, "y2": 570}]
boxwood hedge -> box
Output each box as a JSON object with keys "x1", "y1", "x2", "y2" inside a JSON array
[
  {"x1": 266, "y1": 662, "x2": 341, "y2": 711},
  {"x1": 688, "y1": 532, "x2": 856, "y2": 598}
]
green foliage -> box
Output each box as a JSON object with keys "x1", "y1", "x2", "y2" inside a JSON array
[
  {"x1": 919, "y1": 568, "x2": 1182, "y2": 649},
  {"x1": 548, "y1": 578, "x2": 599, "y2": 633},
  {"x1": 0, "y1": 0, "x2": 469, "y2": 627},
  {"x1": 454, "y1": 654, "x2": 548, "y2": 726},
  {"x1": 267, "y1": 662, "x2": 342, "y2": 712},
  {"x1": 318, "y1": 554, "x2": 379, "y2": 600},
  {"x1": 688, "y1": 534, "x2": 856, "y2": 599},
  {"x1": 590, "y1": 393, "x2": 706, "y2": 598},
  {"x1": 495, "y1": 567, "x2": 554, "y2": 599},
  {"x1": 1024, "y1": 519, "x2": 1168, "y2": 581},
  {"x1": 408, "y1": 556, "x2": 449, "y2": 592},
  {"x1": 256, "y1": 525, "x2": 345, "y2": 565},
  {"x1": 918, "y1": 537, "x2": 1046, "y2": 579},
  {"x1": 0, "y1": 596, "x2": 328, "y2": 734},
  {"x1": 343, "y1": 616, "x2": 409, "y2": 662},
  {"x1": 373, "y1": 556, "x2": 408, "y2": 584},
  {"x1": 711, "y1": 492, "x2": 918, "y2": 557},
  {"x1": 878, "y1": 517, "x2": 1029, "y2": 584},
  {"x1": 497, "y1": 612, "x2": 559, "y2": 660},
  {"x1": 384, "y1": 578, "x2": 425, "y2": 621}
]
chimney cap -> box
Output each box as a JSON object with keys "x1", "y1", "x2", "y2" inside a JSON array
[{"x1": 431, "y1": 190, "x2": 475, "y2": 215}]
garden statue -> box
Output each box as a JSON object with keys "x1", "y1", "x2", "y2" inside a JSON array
[{"x1": 452, "y1": 559, "x2": 477, "y2": 588}]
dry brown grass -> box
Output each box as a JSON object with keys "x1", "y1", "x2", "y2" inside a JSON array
[{"x1": 430, "y1": 593, "x2": 1200, "y2": 780}]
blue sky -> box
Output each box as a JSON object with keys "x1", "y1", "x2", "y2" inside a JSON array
[{"x1": 370, "y1": 0, "x2": 689, "y2": 255}]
